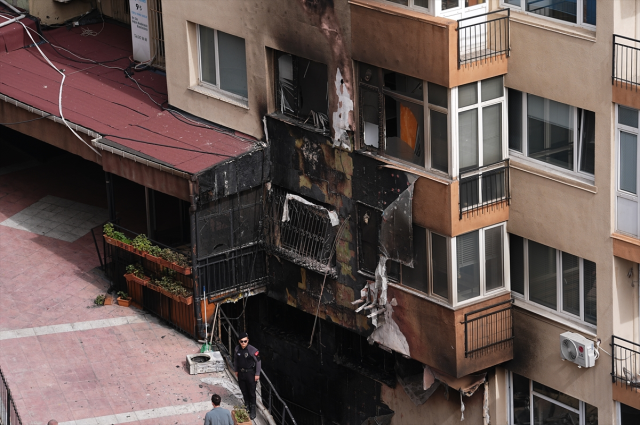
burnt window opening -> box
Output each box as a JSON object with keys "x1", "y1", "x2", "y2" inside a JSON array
[
  {"x1": 356, "y1": 203, "x2": 400, "y2": 281},
  {"x1": 358, "y1": 63, "x2": 450, "y2": 174},
  {"x1": 263, "y1": 187, "x2": 338, "y2": 275},
  {"x1": 401, "y1": 225, "x2": 428, "y2": 293},
  {"x1": 275, "y1": 51, "x2": 329, "y2": 130}
]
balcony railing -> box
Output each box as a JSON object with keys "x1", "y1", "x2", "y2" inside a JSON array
[
  {"x1": 459, "y1": 159, "x2": 510, "y2": 220},
  {"x1": 462, "y1": 298, "x2": 514, "y2": 358},
  {"x1": 457, "y1": 9, "x2": 510, "y2": 68},
  {"x1": 611, "y1": 335, "x2": 640, "y2": 393},
  {"x1": 1, "y1": 366, "x2": 23, "y2": 425},
  {"x1": 613, "y1": 34, "x2": 640, "y2": 89},
  {"x1": 197, "y1": 244, "x2": 268, "y2": 297}
]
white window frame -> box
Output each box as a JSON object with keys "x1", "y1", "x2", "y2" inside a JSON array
[
  {"x1": 437, "y1": 0, "x2": 489, "y2": 19},
  {"x1": 380, "y1": 0, "x2": 431, "y2": 13},
  {"x1": 511, "y1": 237, "x2": 596, "y2": 328},
  {"x1": 451, "y1": 222, "x2": 510, "y2": 307},
  {"x1": 615, "y1": 104, "x2": 640, "y2": 237},
  {"x1": 453, "y1": 77, "x2": 508, "y2": 179},
  {"x1": 500, "y1": 0, "x2": 596, "y2": 31},
  {"x1": 196, "y1": 24, "x2": 248, "y2": 104},
  {"x1": 508, "y1": 90, "x2": 595, "y2": 182},
  {"x1": 507, "y1": 371, "x2": 596, "y2": 425}
]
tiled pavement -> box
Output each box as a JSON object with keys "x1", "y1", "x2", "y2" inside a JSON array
[{"x1": 0, "y1": 161, "x2": 260, "y2": 425}]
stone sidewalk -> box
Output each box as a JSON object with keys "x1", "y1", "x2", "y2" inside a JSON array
[{"x1": 0, "y1": 160, "x2": 264, "y2": 424}]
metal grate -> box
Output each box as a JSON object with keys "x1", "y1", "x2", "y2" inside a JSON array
[
  {"x1": 457, "y1": 9, "x2": 510, "y2": 68},
  {"x1": 613, "y1": 34, "x2": 640, "y2": 89},
  {"x1": 1, "y1": 366, "x2": 23, "y2": 425},
  {"x1": 611, "y1": 335, "x2": 640, "y2": 392},
  {"x1": 198, "y1": 244, "x2": 267, "y2": 297},
  {"x1": 459, "y1": 159, "x2": 510, "y2": 220},
  {"x1": 463, "y1": 298, "x2": 514, "y2": 358},
  {"x1": 148, "y1": 0, "x2": 166, "y2": 70}
]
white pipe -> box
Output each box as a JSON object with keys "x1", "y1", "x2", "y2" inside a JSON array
[
  {"x1": 0, "y1": 0, "x2": 21, "y2": 14},
  {"x1": 0, "y1": 14, "x2": 25, "y2": 28}
]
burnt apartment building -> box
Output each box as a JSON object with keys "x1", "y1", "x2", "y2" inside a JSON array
[{"x1": 2, "y1": 0, "x2": 640, "y2": 424}]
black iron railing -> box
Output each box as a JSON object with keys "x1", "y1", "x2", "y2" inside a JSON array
[
  {"x1": 611, "y1": 335, "x2": 640, "y2": 392},
  {"x1": 457, "y1": 9, "x2": 510, "y2": 68},
  {"x1": 216, "y1": 309, "x2": 298, "y2": 425},
  {"x1": 1, "y1": 367, "x2": 23, "y2": 425},
  {"x1": 462, "y1": 298, "x2": 514, "y2": 358},
  {"x1": 613, "y1": 34, "x2": 640, "y2": 89},
  {"x1": 197, "y1": 244, "x2": 268, "y2": 297},
  {"x1": 459, "y1": 159, "x2": 510, "y2": 220}
]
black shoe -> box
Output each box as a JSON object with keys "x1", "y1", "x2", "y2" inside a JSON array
[{"x1": 249, "y1": 403, "x2": 256, "y2": 420}]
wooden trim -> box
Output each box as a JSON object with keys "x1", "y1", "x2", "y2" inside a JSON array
[
  {"x1": 613, "y1": 232, "x2": 640, "y2": 264},
  {"x1": 613, "y1": 83, "x2": 640, "y2": 111},
  {"x1": 612, "y1": 383, "x2": 640, "y2": 410}
]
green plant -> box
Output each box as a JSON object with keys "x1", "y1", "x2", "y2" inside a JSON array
[
  {"x1": 160, "y1": 248, "x2": 190, "y2": 267},
  {"x1": 94, "y1": 294, "x2": 106, "y2": 306},
  {"x1": 117, "y1": 291, "x2": 131, "y2": 300},
  {"x1": 151, "y1": 274, "x2": 191, "y2": 298},
  {"x1": 233, "y1": 406, "x2": 250, "y2": 423},
  {"x1": 103, "y1": 223, "x2": 132, "y2": 244},
  {"x1": 132, "y1": 234, "x2": 152, "y2": 252},
  {"x1": 125, "y1": 263, "x2": 145, "y2": 278},
  {"x1": 103, "y1": 223, "x2": 114, "y2": 237},
  {"x1": 147, "y1": 244, "x2": 162, "y2": 257}
]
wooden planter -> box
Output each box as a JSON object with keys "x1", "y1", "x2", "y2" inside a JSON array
[
  {"x1": 144, "y1": 252, "x2": 172, "y2": 268},
  {"x1": 104, "y1": 235, "x2": 118, "y2": 246},
  {"x1": 232, "y1": 411, "x2": 251, "y2": 425},
  {"x1": 124, "y1": 273, "x2": 150, "y2": 287},
  {"x1": 146, "y1": 281, "x2": 193, "y2": 305},
  {"x1": 117, "y1": 297, "x2": 132, "y2": 307},
  {"x1": 168, "y1": 262, "x2": 192, "y2": 275}
]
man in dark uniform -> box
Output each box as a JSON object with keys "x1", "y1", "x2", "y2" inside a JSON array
[{"x1": 233, "y1": 332, "x2": 261, "y2": 420}]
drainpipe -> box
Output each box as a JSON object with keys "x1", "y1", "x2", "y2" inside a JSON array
[
  {"x1": 0, "y1": 0, "x2": 25, "y2": 28},
  {"x1": 190, "y1": 179, "x2": 204, "y2": 338}
]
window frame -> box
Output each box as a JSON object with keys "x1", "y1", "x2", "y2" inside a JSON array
[
  {"x1": 451, "y1": 222, "x2": 510, "y2": 307},
  {"x1": 510, "y1": 236, "x2": 597, "y2": 327},
  {"x1": 508, "y1": 371, "x2": 598, "y2": 425},
  {"x1": 380, "y1": 0, "x2": 431, "y2": 13},
  {"x1": 500, "y1": 0, "x2": 596, "y2": 31},
  {"x1": 508, "y1": 89, "x2": 595, "y2": 182},
  {"x1": 615, "y1": 104, "x2": 640, "y2": 237},
  {"x1": 196, "y1": 24, "x2": 248, "y2": 104}
]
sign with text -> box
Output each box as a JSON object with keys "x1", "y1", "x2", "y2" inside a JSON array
[{"x1": 129, "y1": 0, "x2": 151, "y2": 63}]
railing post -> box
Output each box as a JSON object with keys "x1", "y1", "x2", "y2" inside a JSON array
[
  {"x1": 464, "y1": 312, "x2": 469, "y2": 358},
  {"x1": 611, "y1": 336, "x2": 616, "y2": 383}
]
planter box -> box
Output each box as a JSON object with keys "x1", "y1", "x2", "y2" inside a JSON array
[
  {"x1": 131, "y1": 247, "x2": 146, "y2": 257},
  {"x1": 104, "y1": 235, "x2": 118, "y2": 246},
  {"x1": 124, "y1": 273, "x2": 150, "y2": 287},
  {"x1": 146, "y1": 282, "x2": 193, "y2": 305},
  {"x1": 117, "y1": 297, "x2": 132, "y2": 307},
  {"x1": 168, "y1": 262, "x2": 192, "y2": 275},
  {"x1": 232, "y1": 411, "x2": 251, "y2": 425}
]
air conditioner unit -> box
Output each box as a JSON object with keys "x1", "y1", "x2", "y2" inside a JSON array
[
  {"x1": 559, "y1": 331, "x2": 596, "y2": 368},
  {"x1": 186, "y1": 351, "x2": 225, "y2": 375}
]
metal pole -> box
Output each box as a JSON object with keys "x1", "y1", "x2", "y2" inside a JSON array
[
  {"x1": 105, "y1": 172, "x2": 116, "y2": 222},
  {"x1": 189, "y1": 180, "x2": 204, "y2": 338}
]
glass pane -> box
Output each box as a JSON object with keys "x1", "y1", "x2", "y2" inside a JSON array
[
  {"x1": 277, "y1": 53, "x2": 295, "y2": 114},
  {"x1": 528, "y1": 240, "x2": 557, "y2": 310},
  {"x1": 583, "y1": 0, "x2": 596, "y2": 26},
  {"x1": 459, "y1": 109, "x2": 479, "y2": 171},
  {"x1": 383, "y1": 70, "x2": 423, "y2": 101},
  {"x1": 527, "y1": 95, "x2": 574, "y2": 170},
  {"x1": 618, "y1": 197, "x2": 639, "y2": 236},
  {"x1": 505, "y1": 0, "x2": 521, "y2": 5},
  {"x1": 387, "y1": 0, "x2": 409, "y2": 5},
  {"x1": 533, "y1": 395, "x2": 579, "y2": 425},
  {"x1": 414, "y1": 0, "x2": 429, "y2": 8},
  {"x1": 460, "y1": 175, "x2": 479, "y2": 210},
  {"x1": 217, "y1": 31, "x2": 247, "y2": 98},
  {"x1": 579, "y1": 109, "x2": 595, "y2": 174},
  {"x1": 458, "y1": 83, "x2": 478, "y2": 108},
  {"x1": 620, "y1": 131, "x2": 637, "y2": 194},
  {"x1": 510, "y1": 235, "x2": 525, "y2": 295},
  {"x1": 457, "y1": 230, "x2": 480, "y2": 302},
  {"x1": 442, "y1": 0, "x2": 459, "y2": 10},
  {"x1": 621, "y1": 402, "x2": 640, "y2": 425},
  {"x1": 199, "y1": 25, "x2": 217, "y2": 85},
  {"x1": 362, "y1": 88, "x2": 380, "y2": 148},
  {"x1": 583, "y1": 259, "x2": 597, "y2": 325},
  {"x1": 466, "y1": 0, "x2": 486, "y2": 5},
  {"x1": 384, "y1": 95, "x2": 424, "y2": 166},
  {"x1": 430, "y1": 109, "x2": 448, "y2": 173},
  {"x1": 432, "y1": 233, "x2": 449, "y2": 300},
  {"x1": 561, "y1": 252, "x2": 580, "y2": 316},
  {"x1": 485, "y1": 226, "x2": 503, "y2": 291},
  {"x1": 526, "y1": 0, "x2": 577, "y2": 25},
  {"x1": 532, "y1": 381, "x2": 579, "y2": 410},
  {"x1": 403, "y1": 225, "x2": 428, "y2": 293},
  {"x1": 481, "y1": 76, "x2": 503, "y2": 102},
  {"x1": 512, "y1": 373, "x2": 530, "y2": 425},
  {"x1": 481, "y1": 168, "x2": 505, "y2": 203},
  {"x1": 619, "y1": 106, "x2": 638, "y2": 128},
  {"x1": 508, "y1": 89, "x2": 523, "y2": 152},
  {"x1": 428, "y1": 82, "x2": 448, "y2": 108},
  {"x1": 483, "y1": 103, "x2": 502, "y2": 165}
]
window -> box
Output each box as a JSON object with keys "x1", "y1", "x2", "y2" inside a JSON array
[
  {"x1": 275, "y1": 51, "x2": 328, "y2": 125},
  {"x1": 401, "y1": 226, "x2": 451, "y2": 300},
  {"x1": 508, "y1": 89, "x2": 595, "y2": 178},
  {"x1": 358, "y1": 63, "x2": 449, "y2": 174},
  {"x1": 455, "y1": 224, "x2": 506, "y2": 303},
  {"x1": 616, "y1": 105, "x2": 640, "y2": 237},
  {"x1": 501, "y1": 0, "x2": 596, "y2": 28},
  {"x1": 509, "y1": 235, "x2": 597, "y2": 326},
  {"x1": 619, "y1": 402, "x2": 640, "y2": 425},
  {"x1": 197, "y1": 25, "x2": 248, "y2": 100},
  {"x1": 356, "y1": 203, "x2": 400, "y2": 280},
  {"x1": 509, "y1": 372, "x2": 598, "y2": 425},
  {"x1": 385, "y1": 0, "x2": 430, "y2": 11}
]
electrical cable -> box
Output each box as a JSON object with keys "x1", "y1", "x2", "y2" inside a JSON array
[
  {"x1": 1, "y1": 114, "x2": 52, "y2": 125},
  {"x1": 81, "y1": 2, "x2": 104, "y2": 37},
  {"x1": 99, "y1": 134, "x2": 235, "y2": 158}
]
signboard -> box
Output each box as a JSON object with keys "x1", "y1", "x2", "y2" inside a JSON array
[{"x1": 129, "y1": 0, "x2": 151, "y2": 63}]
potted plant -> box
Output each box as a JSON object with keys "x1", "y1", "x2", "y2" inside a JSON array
[
  {"x1": 94, "y1": 294, "x2": 106, "y2": 306},
  {"x1": 232, "y1": 406, "x2": 251, "y2": 425},
  {"x1": 116, "y1": 291, "x2": 132, "y2": 307},
  {"x1": 160, "y1": 248, "x2": 192, "y2": 275},
  {"x1": 124, "y1": 264, "x2": 149, "y2": 286},
  {"x1": 103, "y1": 223, "x2": 133, "y2": 251},
  {"x1": 144, "y1": 244, "x2": 165, "y2": 265},
  {"x1": 147, "y1": 273, "x2": 193, "y2": 305},
  {"x1": 132, "y1": 234, "x2": 152, "y2": 257}
]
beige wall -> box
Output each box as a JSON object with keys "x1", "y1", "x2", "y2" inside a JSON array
[
  {"x1": 614, "y1": 256, "x2": 639, "y2": 343},
  {"x1": 28, "y1": 0, "x2": 93, "y2": 25}
]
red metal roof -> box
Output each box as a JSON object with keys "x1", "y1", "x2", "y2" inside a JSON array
[{"x1": 0, "y1": 19, "x2": 258, "y2": 174}]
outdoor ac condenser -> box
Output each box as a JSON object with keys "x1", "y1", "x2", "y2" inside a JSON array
[
  {"x1": 186, "y1": 351, "x2": 225, "y2": 375},
  {"x1": 559, "y1": 331, "x2": 596, "y2": 368}
]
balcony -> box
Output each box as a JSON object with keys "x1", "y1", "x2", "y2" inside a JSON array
[
  {"x1": 387, "y1": 286, "x2": 514, "y2": 378},
  {"x1": 350, "y1": 0, "x2": 509, "y2": 88},
  {"x1": 613, "y1": 35, "x2": 640, "y2": 110},
  {"x1": 413, "y1": 159, "x2": 510, "y2": 237},
  {"x1": 611, "y1": 335, "x2": 640, "y2": 410}
]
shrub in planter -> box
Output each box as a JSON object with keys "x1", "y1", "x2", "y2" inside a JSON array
[
  {"x1": 125, "y1": 264, "x2": 148, "y2": 286},
  {"x1": 94, "y1": 294, "x2": 106, "y2": 306},
  {"x1": 160, "y1": 248, "x2": 192, "y2": 274},
  {"x1": 232, "y1": 406, "x2": 251, "y2": 425},
  {"x1": 103, "y1": 223, "x2": 132, "y2": 247},
  {"x1": 132, "y1": 234, "x2": 152, "y2": 255},
  {"x1": 116, "y1": 291, "x2": 132, "y2": 307}
]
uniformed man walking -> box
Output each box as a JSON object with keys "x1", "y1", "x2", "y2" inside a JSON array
[{"x1": 233, "y1": 332, "x2": 261, "y2": 420}]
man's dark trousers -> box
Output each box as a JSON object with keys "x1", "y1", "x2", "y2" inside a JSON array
[{"x1": 238, "y1": 370, "x2": 257, "y2": 408}]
